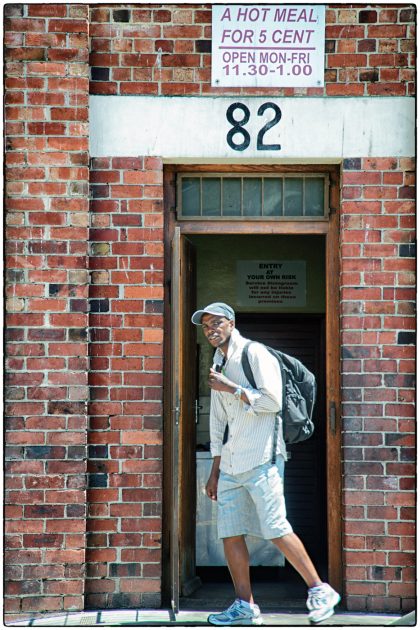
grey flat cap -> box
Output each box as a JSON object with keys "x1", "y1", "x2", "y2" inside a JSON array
[{"x1": 191, "y1": 302, "x2": 235, "y2": 325}]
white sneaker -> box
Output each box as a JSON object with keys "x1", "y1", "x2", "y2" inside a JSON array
[
  {"x1": 208, "y1": 599, "x2": 263, "y2": 626},
  {"x1": 307, "y1": 583, "x2": 341, "y2": 623}
]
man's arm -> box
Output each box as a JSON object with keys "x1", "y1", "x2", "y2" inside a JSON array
[
  {"x1": 209, "y1": 367, "x2": 250, "y2": 403},
  {"x1": 205, "y1": 455, "x2": 221, "y2": 501},
  {"x1": 207, "y1": 387, "x2": 225, "y2": 501},
  {"x1": 208, "y1": 345, "x2": 282, "y2": 413},
  {"x1": 209, "y1": 388, "x2": 227, "y2": 456},
  {"x1": 241, "y1": 344, "x2": 282, "y2": 413}
]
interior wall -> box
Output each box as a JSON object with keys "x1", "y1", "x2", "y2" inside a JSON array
[
  {"x1": 191, "y1": 234, "x2": 325, "y2": 314},
  {"x1": 191, "y1": 234, "x2": 326, "y2": 446}
]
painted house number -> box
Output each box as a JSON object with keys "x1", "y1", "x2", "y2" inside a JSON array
[{"x1": 226, "y1": 102, "x2": 282, "y2": 151}]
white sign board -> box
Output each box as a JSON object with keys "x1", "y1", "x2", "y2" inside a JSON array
[
  {"x1": 237, "y1": 261, "x2": 306, "y2": 307},
  {"x1": 90, "y1": 96, "x2": 415, "y2": 160},
  {"x1": 212, "y1": 5, "x2": 325, "y2": 88}
]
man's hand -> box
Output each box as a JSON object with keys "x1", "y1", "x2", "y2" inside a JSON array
[
  {"x1": 205, "y1": 473, "x2": 219, "y2": 501},
  {"x1": 208, "y1": 368, "x2": 236, "y2": 393}
]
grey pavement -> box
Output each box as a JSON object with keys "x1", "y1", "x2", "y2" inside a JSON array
[{"x1": 5, "y1": 609, "x2": 414, "y2": 627}]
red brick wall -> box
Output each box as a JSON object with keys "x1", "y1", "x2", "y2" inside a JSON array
[
  {"x1": 4, "y1": 3, "x2": 90, "y2": 617},
  {"x1": 89, "y1": 3, "x2": 415, "y2": 97},
  {"x1": 87, "y1": 158, "x2": 164, "y2": 608},
  {"x1": 341, "y1": 157, "x2": 416, "y2": 612}
]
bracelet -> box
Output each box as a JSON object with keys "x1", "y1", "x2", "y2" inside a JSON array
[{"x1": 233, "y1": 387, "x2": 242, "y2": 400}]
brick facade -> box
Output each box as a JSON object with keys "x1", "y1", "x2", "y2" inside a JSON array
[
  {"x1": 4, "y1": 2, "x2": 416, "y2": 620},
  {"x1": 87, "y1": 157, "x2": 164, "y2": 609},
  {"x1": 341, "y1": 157, "x2": 416, "y2": 612},
  {"x1": 5, "y1": 3, "x2": 90, "y2": 616},
  {"x1": 89, "y1": 4, "x2": 415, "y2": 97}
]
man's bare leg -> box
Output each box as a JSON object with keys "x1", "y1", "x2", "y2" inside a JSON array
[
  {"x1": 272, "y1": 532, "x2": 322, "y2": 588},
  {"x1": 223, "y1": 535, "x2": 254, "y2": 604}
]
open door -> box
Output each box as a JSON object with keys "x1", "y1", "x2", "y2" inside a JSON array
[{"x1": 170, "y1": 227, "x2": 200, "y2": 613}]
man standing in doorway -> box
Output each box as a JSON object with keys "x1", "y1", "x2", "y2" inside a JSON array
[{"x1": 191, "y1": 302, "x2": 340, "y2": 626}]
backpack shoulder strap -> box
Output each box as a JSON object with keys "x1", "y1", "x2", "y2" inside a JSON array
[
  {"x1": 241, "y1": 341, "x2": 256, "y2": 388},
  {"x1": 241, "y1": 340, "x2": 279, "y2": 466}
]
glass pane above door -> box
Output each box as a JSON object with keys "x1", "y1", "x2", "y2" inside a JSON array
[
  {"x1": 178, "y1": 174, "x2": 328, "y2": 220},
  {"x1": 202, "y1": 178, "x2": 221, "y2": 216}
]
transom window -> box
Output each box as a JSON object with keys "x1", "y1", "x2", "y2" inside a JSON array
[{"x1": 177, "y1": 173, "x2": 329, "y2": 220}]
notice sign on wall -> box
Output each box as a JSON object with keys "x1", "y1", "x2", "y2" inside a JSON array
[
  {"x1": 212, "y1": 5, "x2": 325, "y2": 88},
  {"x1": 237, "y1": 261, "x2": 306, "y2": 307}
]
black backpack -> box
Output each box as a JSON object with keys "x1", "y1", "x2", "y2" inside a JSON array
[{"x1": 242, "y1": 341, "x2": 316, "y2": 445}]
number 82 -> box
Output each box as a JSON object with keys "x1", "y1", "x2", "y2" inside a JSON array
[{"x1": 226, "y1": 102, "x2": 282, "y2": 152}]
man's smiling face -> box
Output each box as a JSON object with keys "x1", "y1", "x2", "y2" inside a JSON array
[{"x1": 201, "y1": 313, "x2": 234, "y2": 352}]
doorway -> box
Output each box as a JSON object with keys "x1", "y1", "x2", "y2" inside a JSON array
[
  {"x1": 163, "y1": 166, "x2": 342, "y2": 613},
  {"x1": 236, "y1": 313, "x2": 327, "y2": 570}
]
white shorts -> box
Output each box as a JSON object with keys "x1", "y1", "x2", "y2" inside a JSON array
[{"x1": 217, "y1": 455, "x2": 294, "y2": 540}]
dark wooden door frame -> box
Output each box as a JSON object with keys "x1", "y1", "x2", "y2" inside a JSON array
[{"x1": 163, "y1": 164, "x2": 342, "y2": 603}]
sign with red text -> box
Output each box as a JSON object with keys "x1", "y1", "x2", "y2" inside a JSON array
[{"x1": 212, "y1": 5, "x2": 325, "y2": 88}]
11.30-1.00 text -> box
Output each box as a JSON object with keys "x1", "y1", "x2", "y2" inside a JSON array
[{"x1": 222, "y1": 63, "x2": 313, "y2": 77}]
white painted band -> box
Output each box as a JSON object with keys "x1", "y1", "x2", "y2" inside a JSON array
[{"x1": 90, "y1": 95, "x2": 414, "y2": 161}]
